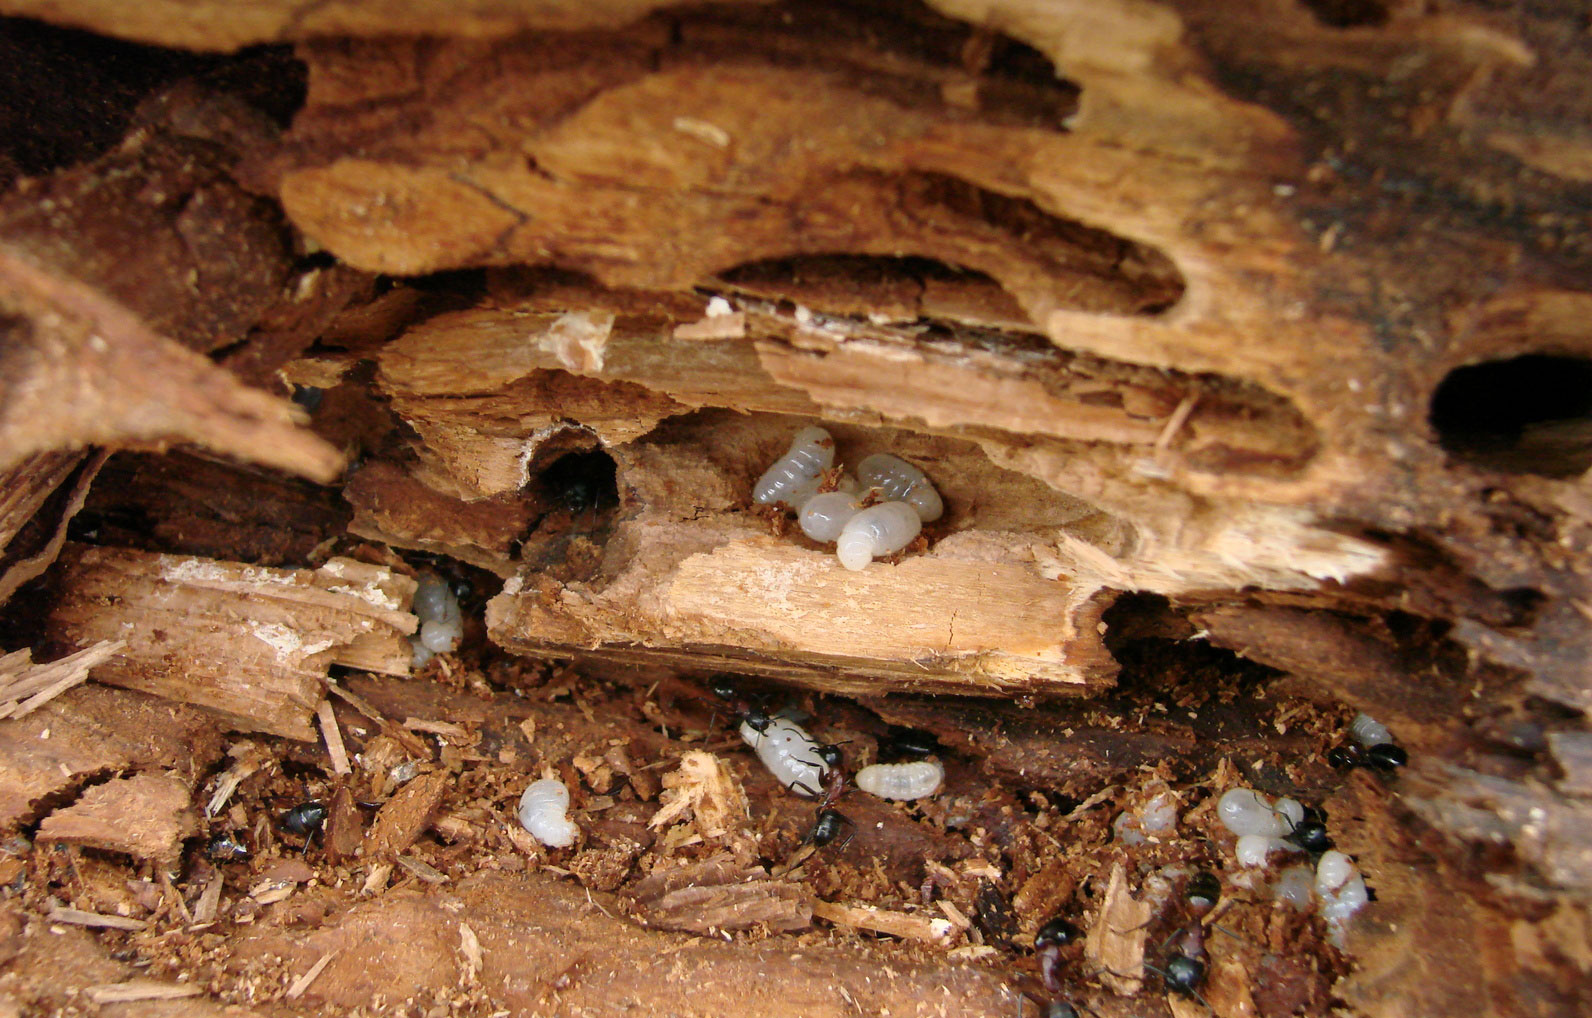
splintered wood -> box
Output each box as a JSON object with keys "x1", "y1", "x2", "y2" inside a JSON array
[
  {"x1": 1085, "y1": 863, "x2": 1150, "y2": 996},
  {"x1": 648, "y1": 751, "x2": 755, "y2": 859},
  {"x1": 0, "y1": 639, "x2": 123, "y2": 719},
  {"x1": 37, "y1": 772, "x2": 197, "y2": 864},
  {"x1": 44, "y1": 545, "x2": 417, "y2": 739},
  {"x1": 627, "y1": 857, "x2": 810, "y2": 934}
]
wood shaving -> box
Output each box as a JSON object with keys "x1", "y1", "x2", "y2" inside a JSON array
[
  {"x1": 285, "y1": 950, "x2": 338, "y2": 999},
  {"x1": 1084, "y1": 862, "x2": 1150, "y2": 995}
]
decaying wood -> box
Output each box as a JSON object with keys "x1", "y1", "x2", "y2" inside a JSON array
[
  {"x1": 0, "y1": 684, "x2": 223, "y2": 830},
  {"x1": 37, "y1": 771, "x2": 199, "y2": 863},
  {"x1": 627, "y1": 857, "x2": 811, "y2": 934},
  {"x1": 0, "y1": 639, "x2": 123, "y2": 719},
  {"x1": 1085, "y1": 862, "x2": 1150, "y2": 996},
  {"x1": 364, "y1": 771, "x2": 450, "y2": 860},
  {"x1": 0, "y1": 449, "x2": 105, "y2": 605},
  {"x1": 44, "y1": 545, "x2": 417, "y2": 739},
  {"x1": 810, "y1": 899, "x2": 957, "y2": 946}
]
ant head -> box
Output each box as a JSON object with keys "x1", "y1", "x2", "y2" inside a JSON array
[
  {"x1": 1162, "y1": 954, "x2": 1206, "y2": 995},
  {"x1": 814, "y1": 743, "x2": 843, "y2": 770},
  {"x1": 742, "y1": 707, "x2": 773, "y2": 733},
  {"x1": 1034, "y1": 916, "x2": 1081, "y2": 951},
  {"x1": 709, "y1": 676, "x2": 739, "y2": 701},
  {"x1": 1290, "y1": 819, "x2": 1334, "y2": 853},
  {"x1": 1366, "y1": 743, "x2": 1408, "y2": 770},
  {"x1": 1301, "y1": 804, "x2": 1328, "y2": 826},
  {"x1": 450, "y1": 577, "x2": 473, "y2": 601},
  {"x1": 1185, "y1": 871, "x2": 1222, "y2": 913},
  {"x1": 1327, "y1": 744, "x2": 1361, "y2": 769}
]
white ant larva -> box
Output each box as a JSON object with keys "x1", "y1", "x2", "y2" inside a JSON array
[
  {"x1": 835, "y1": 501, "x2": 921, "y2": 571},
  {"x1": 1348, "y1": 712, "x2": 1392, "y2": 747},
  {"x1": 799, "y1": 490, "x2": 863, "y2": 542},
  {"x1": 753, "y1": 426, "x2": 836, "y2": 509},
  {"x1": 740, "y1": 716, "x2": 829, "y2": 797},
  {"x1": 856, "y1": 453, "x2": 943, "y2": 522},
  {"x1": 517, "y1": 778, "x2": 579, "y2": 848},
  {"x1": 855, "y1": 759, "x2": 944, "y2": 800},
  {"x1": 411, "y1": 573, "x2": 463, "y2": 667}
]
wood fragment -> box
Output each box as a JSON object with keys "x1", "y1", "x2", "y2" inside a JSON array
[
  {"x1": 458, "y1": 922, "x2": 482, "y2": 978},
  {"x1": 396, "y1": 855, "x2": 449, "y2": 884},
  {"x1": 1084, "y1": 862, "x2": 1150, "y2": 995},
  {"x1": 318, "y1": 700, "x2": 351, "y2": 775},
  {"x1": 82, "y1": 980, "x2": 203, "y2": 1004},
  {"x1": 47, "y1": 906, "x2": 147, "y2": 931},
  {"x1": 0, "y1": 449, "x2": 105, "y2": 606},
  {"x1": 285, "y1": 950, "x2": 339, "y2": 999},
  {"x1": 0, "y1": 639, "x2": 123, "y2": 719},
  {"x1": 365, "y1": 771, "x2": 449, "y2": 860},
  {"x1": 811, "y1": 899, "x2": 956, "y2": 945},
  {"x1": 45, "y1": 546, "x2": 418, "y2": 739},
  {"x1": 403, "y1": 717, "x2": 471, "y2": 740},
  {"x1": 37, "y1": 772, "x2": 197, "y2": 864},
  {"x1": 191, "y1": 871, "x2": 224, "y2": 926},
  {"x1": 324, "y1": 786, "x2": 365, "y2": 863},
  {"x1": 628, "y1": 857, "x2": 811, "y2": 934}
]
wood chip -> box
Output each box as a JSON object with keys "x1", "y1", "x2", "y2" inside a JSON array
[
  {"x1": 365, "y1": 770, "x2": 448, "y2": 859},
  {"x1": 403, "y1": 717, "x2": 471, "y2": 740},
  {"x1": 47, "y1": 906, "x2": 148, "y2": 931},
  {"x1": 396, "y1": 854, "x2": 449, "y2": 884},
  {"x1": 811, "y1": 900, "x2": 956, "y2": 945},
  {"x1": 318, "y1": 700, "x2": 351, "y2": 775},
  {"x1": 44, "y1": 547, "x2": 417, "y2": 739},
  {"x1": 38, "y1": 772, "x2": 198, "y2": 864},
  {"x1": 191, "y1": 871, "x2": 224, "y2": 925},
  {"x1": 1084, "y1": 862, "x2": 1150, "y2": 995},
  {"x1": 83, "y1": 980, "x2": 202, "y2": 1004},
  {"x1": 458, "y1": 922, "x2": 482, "y2": 977},
  {"x1": 360, "y1": 861, "x2": 394, "y2": 896},
  {"x1": 628, "y1": 857, "x2": 810, "y2": 934},
  {"x1": 0, "y1": 639, "x2": 124, "y2": 719},
  {"x1": 285, "y1": 950, "x2": 338, "y2": 999}
]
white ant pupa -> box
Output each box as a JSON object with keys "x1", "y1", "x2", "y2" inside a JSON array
[
  {"x1": 753, "y1": 426, "x2": 835, "y2": 509},
  {"x1": 857, "y1": 453, "x2": 943, "y2": 522},
  {"x1": 836, "y1": 501, "x2": 921, "y2": 571},
  {"x1": 517, "y1": 778, "x2": 579, "y2": 848},
  {"x1": 799, "y1": 490, "x2": 863, "y2": 542},
  {"x1": 411, "y1": 573, "x2": 463, "y2": 667},
  {"x1": 855, "y1": 759, "x2": 944, "y2": 800},
  {"x1": 740, "y1": 716, "x2": 829, "y2": 797}
]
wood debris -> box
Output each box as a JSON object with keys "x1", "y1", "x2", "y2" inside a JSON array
[
  {"x1": 365, "y1": 771, "x2": 449, "y2": 860},
  {"x1": 47, "y1": 906, "x2": 147, "y2": 931},
  {"x1": 37, "y1": 771, "x2": 197, "y2": 864},
  {"x1": 627, "y1": 856, "x2": 810, "y2": 934},
  {"x1": 285, "y1": 950, "x2": 338, "y2": 999},
  {"x1": 0, "y1": 639, "x2": 123, "y2": 719},
  {"x1": 44, "y1": 546, "x2": 418, "y2": 739},
  {"x1": 1084, "y1": 862, "x2": 1150, "y2": 995},
  {"x1": 811, "y1": 899, "x2": 957, "y2": 946},
  {"x1": 317, "y1": 701, "x2": 351, "y2": 775},
  {"x1": 83, "y1": 980, "x2": 203, "y2": 1004},
  {"x1": 648, "y1": 751, "x2": 755, "y2": 860}
]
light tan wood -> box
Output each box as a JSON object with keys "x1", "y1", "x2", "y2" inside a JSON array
[{"x1": 44, "y1": 546, "x2": 418, "y2": 740}]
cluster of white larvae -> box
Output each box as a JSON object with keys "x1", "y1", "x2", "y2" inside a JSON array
[
  {"x1": 410, "y1": 573, "x2": 463, "y2": 667},
  {"x1": 1217, "y1": 785, "x2": 1369, "y2": 945},
  {"x1": 753, "y1": 426, "x2": 943, "y2": 571},
  {"x1": 738, "y1": 714, "x2": 945, "y2": 801}
]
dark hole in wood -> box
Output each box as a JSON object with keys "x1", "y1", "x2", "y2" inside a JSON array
[
  {"x1": 1430, "y1": 354, "x2": 1592, "y2": 478},
  {"x1": 1295, "y1": 0, "x2": 1391, "y2": 29}
]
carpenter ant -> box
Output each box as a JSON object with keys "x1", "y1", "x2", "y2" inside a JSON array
[
  {"x1": 709, "y1": 676, "x2": 773, "y2": 734},
  {"x1": 206, "y1": 830, "x2": 251, "y2": 862},
  {"x1": 881, "y1": 725, "x2": 939, "y2": 761},
  {"x1": 1329, "y1": 742, "x2": 1408, "y2": 772},
  {"x1": 799, "y1": 749, "x2": 853, "y2": 847},
  {"x1": 280, "y1": 800, "x2": 328, "y2": 853},
  {"x1": 1018, "y1": 915, "x2": 1088, "y2": 1018},
  {"x1": 1274, "y1": 803, "x2": 1334, "y2": 854},
  {"x1": 806, "y1": 807, "x2": 855, "y2": 849}
]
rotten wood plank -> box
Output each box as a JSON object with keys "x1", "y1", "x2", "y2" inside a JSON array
[
  {"x1": 38, "y1": 771, "x2": 198, "y2": 864},
  {"x1": 44, "y1": 545, "x2": 417, "y2": 740}
]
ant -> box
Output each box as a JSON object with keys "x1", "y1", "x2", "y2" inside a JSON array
[
  {"x1": 799, "y1": 745, "x2": 854, "y2": 849},
  {"x1": 1329, "y1": 742, "x2": 1408, "y2": 772},
  {"x1": 280, "y1": 800, "x2": 328, "y2": 854},
  {"x1": 709, "y1": 676, "x2": 773, "y2": 734},
  {"x1": 206, "y1": 830, "x2": 251, "y2": 863},
  {"x1": 1283, "y1": 804, "x2": 1334, "y2": 854},
  {"x1": 1016, "y1": 916, "x2": 1088, "y2": 1018}
]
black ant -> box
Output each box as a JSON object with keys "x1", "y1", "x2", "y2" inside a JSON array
[
  {"x1": 1329, "y1": 742, "x2": 1408, "y2": 771},
  {"x1": 280, "y1": 800, "x2": 328, "y2": 853},
  {"x1": 206, "y1": 830, "x2": 251, "y2": 862},
  {"x1": 709, "y1": 676, "x2": 773, "y2": 734},
  {"x1": 1283, "y1": 804, "x2": 1334, "y2": 854},
  {"x1": 1017, "y1": 916, "x2": 1087, "y2": 1018},
  {"x1": 798, "y1": 746, "x2": 854, "y2": 849},
  {"x1": 881, "y1": 725, "x2": 939, "y2": 762}
]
